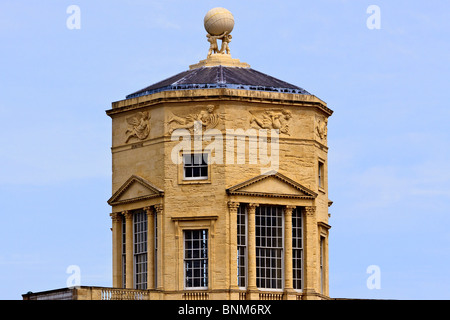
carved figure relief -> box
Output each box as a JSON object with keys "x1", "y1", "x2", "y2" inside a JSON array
[
  {"x1": 125, "y1": 111, "x2": 151, "y2": 143},
  {"x1": 167, "y1": 105, "x2": 221, "y2": 134},
  {"x1": 315, "y1": 116, "x2": 328, "y2": 141},
  {"x1": 249, "y1": 109, "x2": 292, "y2": 136}
]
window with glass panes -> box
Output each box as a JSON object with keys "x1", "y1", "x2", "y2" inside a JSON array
[
  {"x1": 256, "y1": 206, "x2": 284, "y2": 290},
  {"x1": 184, "y1": 229, "x2": 208, "y2": 289},
  {"x1": 134, "y1": 210, "x2": 147, "y2": 290},
  {"x1": 154, "y1": 212, "x2": 158, "y2": 288},
  {"x1": 122, "y1": 218, "x2": 126, "y2": 288},
  {"x1": 292, "y1": 207, "x2": 303, "y2": 290},
  {"x1": 237, "y1": 204, "x2": 247, "y2": 288},
  {"x1": 183, "y1": 154, "x2": 208, "y2": 180}
]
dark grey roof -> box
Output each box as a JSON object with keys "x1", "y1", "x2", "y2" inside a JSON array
[{"x1": 126, "y1": 65, "x2": 311, "y2": 99}]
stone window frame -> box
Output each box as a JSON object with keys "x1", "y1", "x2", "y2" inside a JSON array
[
  {"x1": 172, "y1": 215, "x2": 218, "y2": 291},
  {"x1": 183, "y1": 153, "x2": 208, "y2": 180},
  {"x1": 177, "y1": 150, "x2": 212, "y2": 185},
  {"x1": 317, "y1": 158, "x2": 326, "y2": 192},
  {"x1": 318, "y1": 222, "x2": 331, "y2": 296}
]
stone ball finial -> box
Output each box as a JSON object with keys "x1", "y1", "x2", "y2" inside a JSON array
[{"x1": 204, "y1": 7, "x2": 234, "y2": 36}]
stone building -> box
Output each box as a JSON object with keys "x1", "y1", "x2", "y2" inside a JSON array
[
  {"x1": 104, "y1": 11, "x2": 333, "y2": 300},
  {"x1": 23, "y1": 8, "x2": 333, "y2": 301}
]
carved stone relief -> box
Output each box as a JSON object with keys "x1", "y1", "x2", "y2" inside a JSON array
[
  {"x1": 249, "y1": 109, "x2": 292, "y2": 136},
  {"x1": 125, "y1": 111, "x2": 151, "y2": 143},
  {"x1": 315, "y1": 116, "x2": 328, "y2": 142},
  {"x1": 167, "y1": 105, "x2": 221, "y2": 134}
]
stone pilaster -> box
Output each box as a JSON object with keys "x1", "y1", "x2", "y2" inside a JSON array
[
  {"x1": 247, "y1": 203, "x2": 259, "y2": 299},
  {"x1": 144, "y1": 206, "x2": 155, "y2": 290},
  {"x1": 227, "y1": 201, "x2": 240, "y2": 299},
  {"x1": 303, "y1": 206, "x2": 319, "y2": 299},
  {"x1": 154, "y1": 204, "x2": 164, "y2": 290},
  {"x1": 123, "y1": 210, "x2": 134, "y2": 289},
  {"x1": 110, "y1": 212, "x2": 123, "y2": 288},
  {"x1": 284, "y1": 205, "x2": 296, "y2": 299}
]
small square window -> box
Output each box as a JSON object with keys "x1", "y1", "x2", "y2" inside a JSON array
[{"x1": 183, "y1": 154, "x2": 208, "y2": 180}]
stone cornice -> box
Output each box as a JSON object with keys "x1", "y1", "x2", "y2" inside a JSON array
[
  {"x1": 106, "y1": 88, "x2": 332, "y2": 117},
  {"x1": 171, "y1": 215, "x2": 218, "y2": 222},
  {"x1": 228, "y1": 191, "x2": 314, "y2": 199},
  {"x1": 318, "y1": 221, "x2": 332, "y2": 230}
]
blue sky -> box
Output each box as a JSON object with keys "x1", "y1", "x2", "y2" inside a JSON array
[{"x1": 1, "y1": 0, "x2": 449, "y2": 300}]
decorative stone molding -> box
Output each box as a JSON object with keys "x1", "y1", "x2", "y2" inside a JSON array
[
  {"x1": 107, "y1": 89, "x2": 332, "y2": 118},
  {"x1": 144, "y1": 206, "x2": 154, "y2": 216},
  {"x1": 247, "y1": 203, "x2": 259, "y2": 212},
  {"x1": 304, "y1": 206, "x2": 316, "y2": 217},
  {"x1": 284, "y1": 205, "x2": 296, "y2": 215},
  {"x1": 107, "y1": 175, "x2": 164, "y2": 206},
  {"x1": 154, "y1": 204, "x2": 164, "y2": 215},
  {"x1": 110, "y1": 212, "x2": 122, "y2": 222},
  {"x1": 122, "y1": 210, "x2": 133, "y2": 220},
  {"x1": 171, "y1": 215, "x2": 218, "y2": 239},
  {"x1": 171, "y1": 215, "x2": 218, "y2": 222},
  {"x1": 318, "y1": 221, "x2": 332, "y2": 237},
  {"x1": 227, "y1": 201, "x2": 240, "y2": 212},
  {"x1": 227, "y1": 171, "x2": 318, "y2": 199}
]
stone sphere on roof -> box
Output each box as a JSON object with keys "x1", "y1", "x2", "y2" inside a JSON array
[{"x1": 204, "y1": 7, "x2": 234, "y2": 36}]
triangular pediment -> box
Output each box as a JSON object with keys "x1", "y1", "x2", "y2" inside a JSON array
[
  {"x1": 108, "y1": 175, "x2": 164, "y2": 206},
  {"x1": 227, "y1": 171, "x2": 317, "y2": 199}
]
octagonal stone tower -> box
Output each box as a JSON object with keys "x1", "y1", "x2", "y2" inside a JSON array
[{"x1": 106, "y1": 8, "x2": 333, "y2": 300}]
